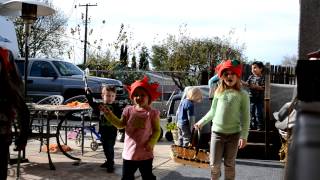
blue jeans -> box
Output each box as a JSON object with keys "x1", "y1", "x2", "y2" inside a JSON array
[
  {"x1": 178, "y1": 123, "x2": 191, "y2": 147},
  {"x1": 210, "y1": 132, "x2": 240, "y2": 180},
  {"x1": 250, "y1": 97, "x2": 264, "y2": 129}
]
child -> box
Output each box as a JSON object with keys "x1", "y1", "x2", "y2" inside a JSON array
[
  {"x1": 208, "y1": 75, "x2": 219, "y2": 98},
  {"x1": 243, "y1": 61, "x2": 265, "y2": 130},
  {"x1": 99, "y1": 76, "x2": 161, "y2": 180},
  {"x1": 194, "y1": 59, "x2": 250, "y2": 180},
  {"x1": 0, "y1": 47, "x2": 29, "y2": 180},
  {"x1": 99, "y1": 85, "x2": 122, "y2": 173},
  {"x1": 176, "y1": 87, "x2": 202, "y2": 146}
]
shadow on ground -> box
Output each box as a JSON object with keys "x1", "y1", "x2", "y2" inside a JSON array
[
  {"x1": 236, "y1": 159, "x2": 284, "y2": 168},
  {"x1": 8, "y1": 161, "x2": 122, "y2": 180},
  {"x1": 160, "y1": 171, "x2": 209, "y2": 180}
]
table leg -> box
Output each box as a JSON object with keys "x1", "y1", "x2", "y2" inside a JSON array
[
  {"x1": 65, "y1": 120, "x2": 68, "y2": 145},
  {"x1": 46, "y1": 113, "x2": 55, "y2": 170},
  {"x1": 81, "y1": 114, "x2": 85, "y2": 155},
  {"x1": 56, "y1": 113, "x2": 81, "y2": 164}
]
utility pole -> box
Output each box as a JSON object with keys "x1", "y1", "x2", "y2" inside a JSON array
[{"x1": 79, "y1": 3, "x2": 97, "y2": 65}]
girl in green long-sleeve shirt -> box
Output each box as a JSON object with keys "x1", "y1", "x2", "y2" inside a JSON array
[{"x1": 194, "y1": 59, "x2": 250, "y2": 180}]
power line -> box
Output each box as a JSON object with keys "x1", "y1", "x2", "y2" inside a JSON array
[{"x1": 79, "y1": 3, "x2": 97, "y2": 65}]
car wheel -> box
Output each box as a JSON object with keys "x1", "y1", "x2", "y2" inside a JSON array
[{"x1": 90, "y1": 141, "x2": 99, "y2": 151}]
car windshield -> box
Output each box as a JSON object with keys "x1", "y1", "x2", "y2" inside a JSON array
[{"x1": 52, "y1": 61, "x2": 83, "y2": 76}]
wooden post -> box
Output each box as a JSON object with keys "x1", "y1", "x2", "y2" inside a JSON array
[{"x1": 264, "y1": 62, "x2": 271, "y2": 159}]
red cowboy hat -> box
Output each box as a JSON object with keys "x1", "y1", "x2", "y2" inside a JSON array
[
  {"x1": 126, "y1": 76, "x2": 161, "y2": 103},
  {"x1": 215, "y1": 59, "x2": 243, "y2": 78}
]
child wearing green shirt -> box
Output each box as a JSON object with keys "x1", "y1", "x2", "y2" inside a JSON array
[{"x1": 194, "y1": 59, "x2": 250, "y2": 180}]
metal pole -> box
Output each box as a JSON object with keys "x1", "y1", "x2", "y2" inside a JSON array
[
  {"x1": 24, "y1": 23, "x2": 30, "y2": 100},
  {"x1": 264, "y1": 62, "x2": 271, "y2": 159},
  {"x1": 83, "y1": 5, "x2": 88, "y2": 65}
]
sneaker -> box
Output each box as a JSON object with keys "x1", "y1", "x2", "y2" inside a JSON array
[
  {"x1": 100, "y1": 161, "x2": 108, "y2": 168},
  {"x1": 106, "y1": 165, "x2": 114, "y2": 173}
]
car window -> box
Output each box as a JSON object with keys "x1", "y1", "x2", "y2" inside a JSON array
[
  {"x1": 173, "y1": 100, "x2": 181, "y2": 114},
  {"x1": 15, "y1": 60, "x2": 24, "y2": 76},
  {"x1": 52, "y1": 61, "x2": 83, "y2": 76},
  {"x1": 30, "y1": 61, "x2": 57, "y2": 77}
]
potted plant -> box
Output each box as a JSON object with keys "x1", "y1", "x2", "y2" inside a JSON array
[{"x1": 165, "y1": 122, "x2": 179, "y2": 144}]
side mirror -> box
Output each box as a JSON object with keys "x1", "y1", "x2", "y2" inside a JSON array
[
  {"x1": 85, "y1": 68, "x2": 90, "y2": 77},
  {"x1": 83, "y1": 68, "x2": 90, "y2": 90},
  {"x1": 82, "y1": 68, "x2": 89, "y2": 81}
]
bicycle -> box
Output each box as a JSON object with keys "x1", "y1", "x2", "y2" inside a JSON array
[{"x1": 72, "y1": 123, "x2": 102, "y2": 151}]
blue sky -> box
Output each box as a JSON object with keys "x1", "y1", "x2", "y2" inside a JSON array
[{"x1": 53, "y1": 0, "x2": 300, "y2": 65}]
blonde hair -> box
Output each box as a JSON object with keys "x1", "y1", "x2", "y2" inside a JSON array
[
  {"x1": 186, "y1": 87, "x2": 203, "y2": 103},
  {"x1": 215, "y1": 78, "x2": 241, "y2": 95}
]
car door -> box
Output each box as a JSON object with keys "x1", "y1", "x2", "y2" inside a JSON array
[{"x1": 27, "y1": 60, "x2": 63, "y2": 102}]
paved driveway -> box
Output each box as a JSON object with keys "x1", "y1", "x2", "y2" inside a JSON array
[{"x1": 8, "y1": 136, "x2": 284, "y2": 180}]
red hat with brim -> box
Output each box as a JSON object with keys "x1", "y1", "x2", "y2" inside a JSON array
[
  {"x1": 215, "y1": 59, "x2": 243, "y2": 78},
  {"x1": 126, "y1": 76, "x2": 161, "y2": 103}
]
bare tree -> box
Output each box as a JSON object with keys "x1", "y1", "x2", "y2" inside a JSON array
[
  {"x1": 281, "y1": 54, "x2": 298, "y2": 66},
  {"x1": 13, "y1": 10, "x2": 67, "y2": 58}
]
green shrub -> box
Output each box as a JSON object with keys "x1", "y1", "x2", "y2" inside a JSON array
[{"x1": 165, "y1": 122, "x2": 178, "y2": 131}]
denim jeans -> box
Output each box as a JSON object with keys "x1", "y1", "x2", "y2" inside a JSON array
[
  {"x1": 210, "y1": 132, "x2": 240, "y2": 180},
  {"x1": 178, "y1": 123, "x2": 191, "y2": 146},
  {"x1": 250, "y1": 97, "x2": 264, "y2": 129}
]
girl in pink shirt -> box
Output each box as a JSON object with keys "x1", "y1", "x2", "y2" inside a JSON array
[{"x1": 99, "y1": 76, "x2": 161, "y2": 180}]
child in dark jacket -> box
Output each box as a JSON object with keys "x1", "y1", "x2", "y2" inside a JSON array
[
  {"x1": 99, "y1": 85, "x2": 122, "y2": 173},
  {"x1": 243, "y1": 61, "x2": 265, "y2": 130}
]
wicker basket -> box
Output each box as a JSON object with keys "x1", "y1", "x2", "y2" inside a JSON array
[
  {"x1": 170, "y1": 144, "x2": 210, "y2": 168},
  {"x1": 170, "y1": 128, "x2": 210, "y2": 168}
]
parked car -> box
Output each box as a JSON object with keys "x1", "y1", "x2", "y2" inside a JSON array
[
  {"x1": 15, "y1": 58, "x2": 129, "y2": 107},
  {"x1": 165, "y1": 85, "x2": 212, "y2": 149}
]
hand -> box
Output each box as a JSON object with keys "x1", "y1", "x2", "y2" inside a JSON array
[
  {"x1": 194, "y1": 123, "x2": 201, "y2": 130},
  {"x1": 241, "y1": 80, "x2": 248, "y2": 86},
  {"x1": 250, "y1": 84, "x2": 257, "y2": 89},
  {"x1": 99, "y1": 104, "x2": 111, "y2": 114},
  {"x1": 238, "y1": 138, "x2": 247, "y2": 149}
]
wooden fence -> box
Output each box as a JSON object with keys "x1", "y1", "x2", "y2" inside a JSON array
[{"x1": 242, "y1": 64, "x2": 296, "y2": 85}]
